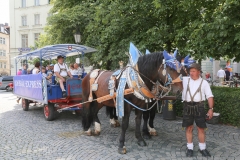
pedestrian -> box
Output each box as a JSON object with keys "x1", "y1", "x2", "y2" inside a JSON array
[
  {"x1": 217, "y1": 68, "x2": 225, "y2": 84},
  {"x1": 205, "y1": 72, "x2": 211, "y2": 82},
  {"x1": 224, "y1": 67, "x2": 230, "y2": 81},
  {"x1": 182, "y1": 63, "x2": 214, "y2": 157},
  {"x1": 54, "y1": 55, "x2": 73, "y2": 98},
  {"x1": 17, "y1": 69, "x2": 22, "y2": 75}
]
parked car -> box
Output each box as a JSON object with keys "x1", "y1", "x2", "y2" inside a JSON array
[
  {"x1": 0, "y1": 76, "x2": 13, "y2": 90},
  {"x1": 6, "y1": 82, "x2": 14, "y2": 92}
]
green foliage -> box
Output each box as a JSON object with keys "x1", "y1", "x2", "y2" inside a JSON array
[
  {"x1": 38, "y1": 0, "x2": 240, "y2": 70},
  {"x1": 174, "y1": 86, "x2": 240, "y2": 127},
  {"x1": 28, "y1": 58, "x2": 57, "y2": 67}
]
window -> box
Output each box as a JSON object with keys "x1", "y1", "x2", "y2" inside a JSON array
[
  {"x1": 0, "y1": 62, "x2": 2, "y2": 68},
  {"x1": 34, "y1": 33, "x2": 40, "y2": 41},
  {"x1": 22, "y1": 16, "x2": 27, "y2": 26},
  {"x1": 34, "y1": 14, "x2": 40, "y2": 25},
  {"x1": 48, "y1": 0, "x2": 51, "y2": 4},
  {"x1": 0, "y1": 37, "x2": 2, "y2": 44},
  {"x1": 22, "y1": 0, "x2": 26, "y2": 7},
  {"x1": 35, "y1": 0, "x2": 40, "y2": 6},
  {"x1": 3, "y1": 50, "x2": 6, "y2": 56},
  {"x1": 3, "y1": 62, "x2": 6, "y2": 69},
  {"x1": 0, "y1": 50, "x2": 2, "y2": 56},
  {"x1": 2, "y1": 38, "x2": 5, "y2": 44},
  {"x1": 21, "y1": 34, "x2": 28, "y2": 48}
]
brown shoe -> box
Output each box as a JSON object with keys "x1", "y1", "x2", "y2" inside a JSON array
[{"x1": 16, "y1": 99, "x2": 20, "y2": 103}]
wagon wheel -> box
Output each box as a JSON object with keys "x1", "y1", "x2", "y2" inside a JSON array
[
  {"x1": 44, "y1": 103, "x2": 56, "y2": 121},
  {"x1": 6, "y1": 86, "x2": 10, "y2": 92},
  {"x1": 22, "y1": 98, "x2": 29, "y2": 111}
]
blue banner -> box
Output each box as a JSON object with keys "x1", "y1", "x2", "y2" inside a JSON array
[
  {"x1": 14, "y1": 74, "x2": 44, "y2": 102},
  {"x1": 66, "y1": 79, "x2": 82, "y2": 96}
]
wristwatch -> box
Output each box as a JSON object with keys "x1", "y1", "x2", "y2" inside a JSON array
[{"x1": 209, "y1": 108, "x2": 214, "y2": 111}]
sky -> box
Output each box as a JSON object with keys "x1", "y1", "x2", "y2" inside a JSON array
[{"x1": 0, "y1": 0, "x2": 10, "y2": 24}]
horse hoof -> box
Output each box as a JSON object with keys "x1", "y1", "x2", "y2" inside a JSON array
[
  {"x1": 115, "y1": 122, "x2": 120, "y2": 127},
  {"x1": 150, "y1": 132, "x2": 157, "y2": 136},
  {"x1": 137, "y1": 140, "x2": 147, "y2": 146},
  {"x1": 94, "y1": 131, "x2": 101, "y2": 136},
  {"x1": 85, "y1": 131, "x2": 92, "y2": 136},
  {"x1": 118, "y1": 147, "x2": 127, "y2": 154},
  {"x1": 142, "y1": 133, "x2": 151, "y2": 139},
  {"x1": 111, "y1": 124, "x2": 117, "y2": 128}
]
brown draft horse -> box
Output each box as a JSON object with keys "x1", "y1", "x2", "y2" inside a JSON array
[
  {"x1": 106, "y1": 54, "x2": 192, "y2": 140},
  {"x1": 81, "y1": 52, "x2": 183, "y2": 154},
  {"x1": 140, "y1": 54, "x2": 191, "y2": 138}
]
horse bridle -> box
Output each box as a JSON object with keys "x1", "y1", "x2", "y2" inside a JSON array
[{"x1": 158, "y1": 59, "x2": 183, "y2": 87}]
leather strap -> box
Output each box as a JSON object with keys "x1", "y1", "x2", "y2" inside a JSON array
[{"x1": 185, "y1": 78, "x2": 204, "y2": 102}]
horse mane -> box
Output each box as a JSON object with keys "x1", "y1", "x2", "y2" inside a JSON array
[{"x1": 137, "y1": 52, "x2": 164, "y2": 84}]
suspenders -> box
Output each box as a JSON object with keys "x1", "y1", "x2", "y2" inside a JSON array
[
  {"x1": 57, "y1": 63, "x2": 67, "y2": 76},
  {"x1": 185, "y1": 78, "x2": 204, "y2": 102}
]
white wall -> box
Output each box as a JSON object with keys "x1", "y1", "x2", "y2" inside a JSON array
[{"x1": 9, "y1": 0, "x2": 52, "y2": 75}]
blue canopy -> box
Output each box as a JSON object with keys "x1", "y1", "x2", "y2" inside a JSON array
[{"x1": 14, "y1": 44, "x2": 97, "y2": 60}]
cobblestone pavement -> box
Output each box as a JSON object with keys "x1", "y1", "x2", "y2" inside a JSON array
[{"x1": 0, "y1": 90, "x2": 239, "y2": 160}]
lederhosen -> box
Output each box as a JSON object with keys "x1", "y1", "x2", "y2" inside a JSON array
[
  {"x1": 56, "y1": 63, "x2": 68, "y2": 82},
  {"x1": 182, "y1": 78, "x2": 207, "y2": 128}
]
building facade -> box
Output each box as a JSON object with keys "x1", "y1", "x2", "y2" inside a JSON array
[
  {"x1": 9, "y1": 0, "x2": 52, "y2": 75},
  {"x1": 0, "y1": 24, "x2": 10, "y2": 76}
]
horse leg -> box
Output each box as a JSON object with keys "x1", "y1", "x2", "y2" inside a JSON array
[
  {"x1": 107, "y1": 107, "x2": 118, "y2": 127},
  {"x1": 82, "y1": 101, "x2": 94, "y2": 136},
  {"x1": 148, "y1": 104, "x2": 157, "y2": 136},
  {"x1": 118, "y1": 103, "x2": 131, "y2": 154},
  {"x1": 142, "y1": 109, "x2": 151, "y2": 139},
  {"x1": 93, "y1": 102, "x2": 103, "y2": 136},
  {"x1": 135, "y1": 108, "x2": 147, "y2": 146},
  {"x1": 113, "y1": 107, "x2": 120, "y2": 127}
]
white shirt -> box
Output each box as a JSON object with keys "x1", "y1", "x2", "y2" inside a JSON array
[
  {"x1": 182, "y1": 77, "x2": 214, "y2": 102},
  {"x1": 217, "y1": 69, "x2": 226, "y2": 78},
  {"x1": 54, "y1": 63, "x2": 69, "y2": 77},
  {"x1": 32, "y1": 68, "x2": 39, "y2": 74},
  {"x1": 70, "y1": 68, "x2": 82, "y2": 76}
]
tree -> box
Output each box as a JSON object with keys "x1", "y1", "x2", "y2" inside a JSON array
[
  {"x1": 186, "y1": 0, "x2": 240, "y2": 61},
  {"x1": 39, "y1": 0, "x2": 240, "y2": 70}
]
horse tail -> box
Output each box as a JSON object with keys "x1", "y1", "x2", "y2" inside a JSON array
[{"x1": 81, "y1": 73, "x2": 94, "y2": 131}]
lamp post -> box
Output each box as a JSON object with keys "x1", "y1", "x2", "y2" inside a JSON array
[{"x1": 74, "y1": 28, "x2": 81, "y2": 44}]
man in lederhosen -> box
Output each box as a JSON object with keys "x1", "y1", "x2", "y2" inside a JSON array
[
  {"x1": 182, "y1": 63, "x2": 214, "y2": 157},
  {"x1": 54, "y1": 55, "x2": 73, "y2": 98}
]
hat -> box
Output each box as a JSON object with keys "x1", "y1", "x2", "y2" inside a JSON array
[
  {"x1": 50, "y1": 64, "x2": 54, "y2": 66},
  {"x1": 57, "y1": 55, "x2": 65, "y2": 59},
  {"x1": 189, "y1": 63, "x2": 201, "y2": 71}
]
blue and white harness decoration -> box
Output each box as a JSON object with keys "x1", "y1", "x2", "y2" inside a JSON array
[
  {"x1": 129, "y1": 42, "x2": 143, "y2": 67},
  {"x1": 116, "y1": 72, "x2": 127, "y2": 118},
  {"x1": 183, "y1": 55, "x2": 196, "y2": 68},
  {"x1": 114, "y1": 43, "x2": 183, "y2": 118}
]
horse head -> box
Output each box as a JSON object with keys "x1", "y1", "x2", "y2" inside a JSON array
[
  {"x1": 137, "y1": 51, "x2": 183, "y2": 94},
  {"x1": 157, "y1": 50, "x2": 183, "y2": 93}
]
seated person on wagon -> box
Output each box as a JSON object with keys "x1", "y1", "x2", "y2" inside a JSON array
[
  {"x1": 41, "y1": 67, "x2": 52, "y2": 85},
  {"x1": 70, "y1": 63, "x2": 82, "y2": 78},
  {"x1": 54, "y1": 55, "x2": 73, "y2": 98}
]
